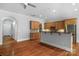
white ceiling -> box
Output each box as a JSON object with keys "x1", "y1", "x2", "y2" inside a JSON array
[{"x1": 0, "y1": 3, "x2": 79, "y2": 21}]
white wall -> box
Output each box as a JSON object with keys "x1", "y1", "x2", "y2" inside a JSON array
[{"x1": 0, "y1": 9, "x2": 43, "y2": 44}]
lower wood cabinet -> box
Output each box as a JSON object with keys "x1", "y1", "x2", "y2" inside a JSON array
[{"x1": 30, "y1": 32, "x2": 40, "y2": 40}]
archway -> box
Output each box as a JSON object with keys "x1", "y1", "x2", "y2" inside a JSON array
[{"x1": 1, "y1": 16, "x2": 17, "y2": 44}]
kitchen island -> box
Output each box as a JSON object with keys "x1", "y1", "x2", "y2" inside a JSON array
[{"x1": 40, "y1": 31, "x2": 73, "y2": 52}]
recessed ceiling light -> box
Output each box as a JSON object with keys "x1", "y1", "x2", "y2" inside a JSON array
[
  {"x1": 52, "y1": 9, "x2": 56, "y2": 13},
  {"x1": 74, "y1": 8, "x2": 78, "y2": 11},
  {"x1": 24, "y1": 3, "x2": 28, "y2": 5},
  {"x1": 72, "y1": 3, "x2": 76, "y2": 6}
]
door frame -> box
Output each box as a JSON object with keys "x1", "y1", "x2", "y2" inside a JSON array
[{"x1": 1, "y1": 16, "x2": 17, "y2": 44}]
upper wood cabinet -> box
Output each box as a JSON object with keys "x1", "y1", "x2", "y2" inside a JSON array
[
  {"x1": 55, "y1": 21, "x2": 65, "y2": 29},
  {"x1": 44, "y1": 21, "x2": 64, "y2": 30},
  {"x1": 30, "y1": 21, "x2": 40, "y2": 30},
  {"x1": 44, "y1": 18, "x2": 77, "y2": 30},
  {"x1": 44, "y1": 22, "x2": 55, "y2": 29},
  {"x1": 65, "y1": 18, "x2": 76, "y2": 25}
]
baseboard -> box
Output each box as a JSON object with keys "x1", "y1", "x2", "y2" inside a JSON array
[
  {"x1": 17, "y1": 39, "x2": 30, "y2": 42},
  {"x1": 0, "y1": 42, "x2": 2, "y2": 45},
  {"x1": 77, "y1": 40, "x2": 79, "y2": 43}
]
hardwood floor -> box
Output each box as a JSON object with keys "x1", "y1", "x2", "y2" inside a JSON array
[
  {"x1": 0, "y1": 38, "x2": 79, "y2": 56},
  {"x1": 75, "y1": 43, "x2": 79, "y2": 56},
  {"x1": 3, "y1": 35, "x2": 16, "y2": 45},
  {"x1": 0, "y1": 35, "x2": 16, "y2": 56},
  {"x1": 11, "y1": 40, "x2": 74, "y2": 56}
]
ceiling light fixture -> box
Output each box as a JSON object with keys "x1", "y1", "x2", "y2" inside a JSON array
[
  {"x1": 24, "y1": 3, "x2": 28, "y2": 6},
  {"x1": 52, "y1": 9, "x2": 56, "y2": 13},
  {"x1": 74, "y1": 8, "x2": 78, "y2": 11},
  {"x1": 72, "y1": 3, "x2": 76, "y2": 6}
]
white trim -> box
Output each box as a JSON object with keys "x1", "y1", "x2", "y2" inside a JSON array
[
  {"x1": 71, "y1": 34, "x2": 73, "y2": 53},
  {"x1": 17, "y1": 39, "x2": 30, "y2": 42},
  {"x1": 77, "y1": 40, "x2": 79, "y2": 43},
  {"x1": 0, "y1": 42, "x2": 2, "y2": 45},
  {"x1": 1, "y1": 16, "x2": 17, "y2": 42}
]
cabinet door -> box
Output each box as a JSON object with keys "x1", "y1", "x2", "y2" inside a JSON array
[
  {"x1": 56, "y1": 21, "x2": 65, "y2": 29},
  {"x1": 31, "y1": 33, "x2": 40, "y2": 40},
  {"x1": 31, "y1": 21, "x2": 40, "y2": 30},
  {"x1": 65, "y1": 18, "x2": 76, "y2": 25},
  {"x1": 44, "y1": 22, "x2": 52, "y2": 29},
  {"x1": 44, "y1": 22, "x2": 56, "y2": 29}
]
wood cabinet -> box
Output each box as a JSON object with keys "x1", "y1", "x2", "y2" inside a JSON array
[
  {"x1": 64, "y1": 18, "x2": 77, "y2": 32},
  {"x1": 44, "y1": 18, "x2": 76, "y2": 30},
  {"x1": 44, "y1": 21, "x2": 65, "y2": 30},
  {"x1": 30, "y1": 21, "x2": 40, "y2": 30},
  {"x1": 55, "y1": 21, "x2": 65, "y2": 29},
  {"x1": 65, "y1": 18, "x2": 76, "y2": 25},
  {"x1": 30, "y1": 32, "x2": 40, "y2": 40},
  {"x1": 44, "y1": 22, "x2": 54, "y2": 29}
]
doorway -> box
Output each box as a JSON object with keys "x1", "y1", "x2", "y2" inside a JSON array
[{"x1": 2, "y1": 17, "x2": 17, "y2": 45}]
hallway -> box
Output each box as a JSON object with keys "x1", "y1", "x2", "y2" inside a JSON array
[{"x1": 3, "y1": 35, "x2": 16, "y2": 45}]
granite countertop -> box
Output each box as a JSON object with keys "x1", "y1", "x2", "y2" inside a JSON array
[{"x1": 41, "y1": 31, "x2": 72, "y2": 34}]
